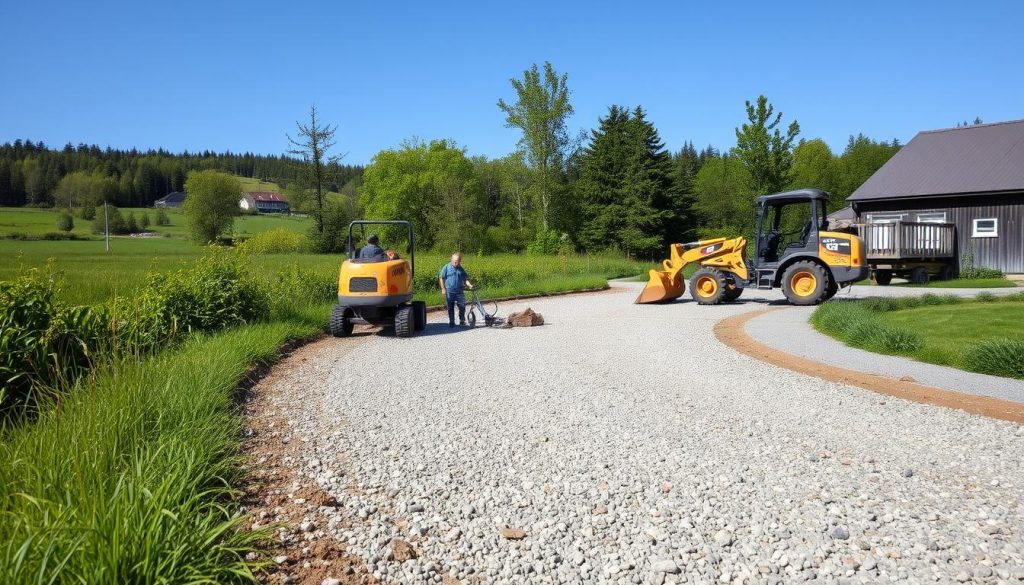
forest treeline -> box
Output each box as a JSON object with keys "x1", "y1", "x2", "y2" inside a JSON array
[
  {"x1": 1, "y1": 62, "x2": 902, "y2": 257},
  {"x1": 0, "y1": 141, "x2": 363, "y2": 208}
]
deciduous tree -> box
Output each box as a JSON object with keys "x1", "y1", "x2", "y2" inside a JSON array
[
  {"x1": 182, "y1": 170, "x2": 241, "y2": 243},
  {"x1": 497, "y1": 62, "x2": 574, "y2": 232},
  {"x1": 734, "y1": 95, "x2": 800, "y2": 195}
]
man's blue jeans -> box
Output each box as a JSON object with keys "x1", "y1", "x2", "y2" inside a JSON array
[{"x1": 446, "y1": 291, "x2": 466, "y2": 325}]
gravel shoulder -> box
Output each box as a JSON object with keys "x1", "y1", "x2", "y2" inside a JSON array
[{"x1": 247, "y1": 283, "x2": 1024, "y2": 584}]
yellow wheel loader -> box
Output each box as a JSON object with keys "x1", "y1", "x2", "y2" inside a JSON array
[
  {"x1": 329, "y1": 220, "x2": 426, "y2": 338},
  {"x1": 636, "y1": 189, "x2": 869, "y2": 306}
]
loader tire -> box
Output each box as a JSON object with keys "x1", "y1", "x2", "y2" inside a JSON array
[
  {"x1": 690, "y1": 267, "x2": 728, "y2": 305},
  {"x1": 412, "y1": 300, "x2": 427, "y2": 331},
  {"x1": 781, "y1": 261, "x2": 829, "y2": 306},
  {"x1": 824, "y1": 278, "x2": 839, "y2": 301},
  {"x1": 329, "y1": 305, "x2": 353, "y2": 338},
  {"x1": 394, "y1": 305, "x2": 415, "y2": 338},
  {"x1": 723, "y1": 286, "x2": 743, "y2": 302}
]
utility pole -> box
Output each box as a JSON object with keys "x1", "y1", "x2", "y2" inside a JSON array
[{"x1": 104, "y1": 202, "x2": 110, "y2": 253}]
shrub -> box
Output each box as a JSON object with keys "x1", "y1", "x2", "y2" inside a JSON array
[
  {"x1": 975, "y1": 291, "x2": 996, "y2": 302},
  {"x1": 92, "y1": 205, "x2": 127, "y2": 235},
  {"x1": 115, "y1": 250, "x2": 269, "y2": 351},
  {"x1": 140, "y1": 212, "x2": 151, "y2": 229},
  {"x1": 79, "y1": 205, "x2": 96, "y2": 220},
  {"x1": 270, "y1": 264, "x2": 335, "y2": 314},
  {"x1": 960, "y1": 243, "x2": 1004, "y2": 279},
  {"x1": 125, "y1": 211, "x2": 138, "y2": 234},
  {"x1": 0, "y1": 270, "x2": 109, "y2": 419},
  {"x1": 57, "y1": 212, "x2": 74, "y2": 232},
  {"x1": 527, "y1": 229, "x2": 569, "y2": 255},
  {"x1": 237, "y1": 228, "x2": 312, "y2": 255},
  {"x1": 155, "y1": 208, "x2": 170, "y2": 226},
  {"x1": 963, "y1": 339, "x2": 1024, "y2": 379}
]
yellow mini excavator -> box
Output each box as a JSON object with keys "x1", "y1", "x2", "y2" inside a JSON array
[
  {"x1": 636, "y1": 189, "x2": 869, "y2": 306},
  {"x1": 329, "y1": 220, "x2": 427, "y2": 338}
]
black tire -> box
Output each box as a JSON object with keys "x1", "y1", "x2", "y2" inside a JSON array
[
  {"x1": 781, "y1": 261, "x2": 829, "y2": 306},
  {"x1": 874, "y1": 269, "x2": 893, "y2": 286},
  {"x1": 412, "y1": 300, "x2": 427, "y2": 331},
  {"x1": 939, "y1": 263, "x2": 956, "y2": 281},
  {"x1": 910, "y1": 266, "x2": 930, "y2": 285},
  {"x1": 824, "y1": 278, "x2": 839, "y2": 301},
  {"x1": 690, "y1": 267, "x2": 727, "y2": 305},
  {"x1": 329, "y1": 305, "x2": 353, "y2": 338},
  {"x1": 723, "y1": 286, "x2": 743, "y2": 302},
  {"x1": 394, "y1": 305, "x2": 414, "y2": 338},
  {"x1": 467, "y1": 311, "x2": 476, "y2": 327}
]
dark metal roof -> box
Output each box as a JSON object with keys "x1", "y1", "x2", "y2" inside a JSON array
[
  {"x1": 156, "y1": 191, "x2": 186, "y2": 203},
  {"x1": 848, "y1": 119, "x2": 1024, "y2": 202},
  {"x1": 756, "y1": 188, "x2": 829, "y2": 206}
]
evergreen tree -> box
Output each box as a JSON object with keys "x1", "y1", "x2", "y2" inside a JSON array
[
  {"x1": 125, "y1": 211, "x2": 138, "y2": 233},
  {"x1": 575, "y1": 106, "x2": 681, "y2": 257},
  {"x1": 140, "y1": 212, "x2": 151, "y2": 229},
  {"x1": 155, "y1": 208, "x2": 170, "y2": 226}
]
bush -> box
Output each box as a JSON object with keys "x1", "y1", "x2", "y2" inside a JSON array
[
  {"x1": 155, "y1": 208, "x2": 170, "y2": 226},
  {"x1": 140, "y1": 212, "x2": 151, "y2": 229},
  {"x1": 57, "y1": 212, "x2": 74, "y2": 232},
  {"x1": 963, "y1": 339, "x2": 1024, "y2": 379},
  {"x1": 960, "y1": 243, "x2": 1004, "y2": 279},
  {"x1": 125, "y1": 211, "x2": 138, "y2": 234},
  {"x1": 812, "y1": 300, "x2": 922, "y2": 354},
  {"x1": 0, "y1": 270, "x2": 109, "y2": 420},
  {"x1": 115, "y1": 250, "x2": 269, "y2": 352},
  {"x1": 79, "y1": 205, "x2": 96, "y2": 220},
  {"x1": 527, "y1": 229, "x2": 570, "y2": 255},
  {"x1": 92, "y1": 205, "x2": 128, "y2": 235},
  {"x1": 237, "y1": 228, "x2": 312, "y2": 255},
  {"x1": 975, "y1": 291, "x2": 997, "y2": 302}
]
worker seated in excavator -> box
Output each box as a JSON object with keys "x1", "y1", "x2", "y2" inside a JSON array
[{"x1": 358, "y1": 234, "x2": 387, "y2": 261}]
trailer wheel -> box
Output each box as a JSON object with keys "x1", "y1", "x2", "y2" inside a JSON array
[
  {"x1": 874, "y1": 269, "x2": 893, "y2": 286},
  {"x1": 910, "y1": 266, "x2": 930, "y2": 285},
  {"x1": 939, "y1": 264, "x2": 956, "y2": 281},
  {"x1": 781, "y1": 261, "x2": 829, "y2": 306}
]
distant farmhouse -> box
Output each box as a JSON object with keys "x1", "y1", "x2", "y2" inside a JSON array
[
  {"x1": 154, "y1": 192, "x2": 186, "y2": 208},
  {"x1": 240, "y1": 191, "x2": 289, "y2": 214},
  {"x1": 847, "y1": 119, "x2": 1024, "y2": 274}
]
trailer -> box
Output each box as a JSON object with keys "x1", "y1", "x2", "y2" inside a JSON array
[{"x1": 857, "y1": 220, "x2": 957, "y2": 285}]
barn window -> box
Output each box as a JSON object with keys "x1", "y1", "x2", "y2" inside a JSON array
[
  {"x1": 916, "y1": 212, "x2": 946, "y2": 223},
  {"x1": 972, "y1": 218, "x2": 998, "y2": 238}
]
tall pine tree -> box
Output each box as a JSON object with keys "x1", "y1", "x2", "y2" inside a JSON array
[{"x1": 576, "y1": 106, "x2": 682, "y2": 257}]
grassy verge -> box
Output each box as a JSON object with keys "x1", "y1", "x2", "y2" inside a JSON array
[
  {"x1": 812, "y1": 293, "x2": 1024, "y2": 379},
  {"x1": 0, "y1": 309, "x2": 326, "y2": 583}
]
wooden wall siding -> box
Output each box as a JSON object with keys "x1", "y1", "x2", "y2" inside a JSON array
[{"x1": 853, "y1": 193, "x2": 1024, "y2": 273}]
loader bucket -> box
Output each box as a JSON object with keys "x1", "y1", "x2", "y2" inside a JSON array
[{"x1": 635, "y1": 269, "x2": 684, "y2": 304}]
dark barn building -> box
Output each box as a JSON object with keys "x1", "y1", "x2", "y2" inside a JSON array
[{"x1": 848, "y1": 120, "x2": 1024, "y2": 274}]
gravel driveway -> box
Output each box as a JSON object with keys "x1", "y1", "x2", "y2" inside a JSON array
[{"x1": 279, "y1": 283, "x2": 1024, "y2": 584}]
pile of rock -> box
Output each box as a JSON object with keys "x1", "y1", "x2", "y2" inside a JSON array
[{"x1": 505, "y1": 308, "x2": 544, "y2": 327}]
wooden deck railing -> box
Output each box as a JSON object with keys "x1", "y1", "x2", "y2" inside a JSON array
[{"x1": 857, "y1": 221, "x2": 956, "y2": 260}]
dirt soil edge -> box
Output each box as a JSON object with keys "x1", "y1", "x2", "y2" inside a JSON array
[{"x1": 714, "y1": 309, "x2": 1024, "y2": 424}]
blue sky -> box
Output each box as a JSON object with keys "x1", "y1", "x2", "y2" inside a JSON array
[{"x1": 1, "y1": 1, "x2": 1021, "y2": 164}]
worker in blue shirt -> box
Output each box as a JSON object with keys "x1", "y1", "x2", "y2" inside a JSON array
[
  {"x1": 358, "y1": 234, "x2": 385, "y2": 260},
  {"x1": 438, "y1": 252, "x2": 474, "y2": 327}
]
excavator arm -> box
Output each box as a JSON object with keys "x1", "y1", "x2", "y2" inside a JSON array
[{"x1": 634, "y1": 237, "x2": 748, "y2": 304}]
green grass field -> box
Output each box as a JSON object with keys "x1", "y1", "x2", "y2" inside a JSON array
[
  {"x1": 880, "y1": 301, "x2": 1024, "y2": 366},
  {"x1": 813, "y1": 294, "x2": 1024, "y2": 379},
  {"x1": 0, "y1": 206, "x2": 314, "y2": 241},
  {"x1": 1, "y1": 238, "x2": 647, "y2": 305}
]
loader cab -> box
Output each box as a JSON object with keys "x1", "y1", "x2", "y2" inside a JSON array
[{"x1": 755, "y1": 189, "x2": 828, "y2": 266}]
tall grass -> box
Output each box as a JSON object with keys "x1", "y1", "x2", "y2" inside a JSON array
[
  {"x1": 0, "y1": 317, "x2": 324, "y2": 583},
  {"x1": 813, "y1": 293, "x2": 1024, "y2": 379}
]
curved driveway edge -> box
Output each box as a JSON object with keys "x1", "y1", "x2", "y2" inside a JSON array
[{"x1": 716, "y1": 309, "x2": 1024, "y2": 424}]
